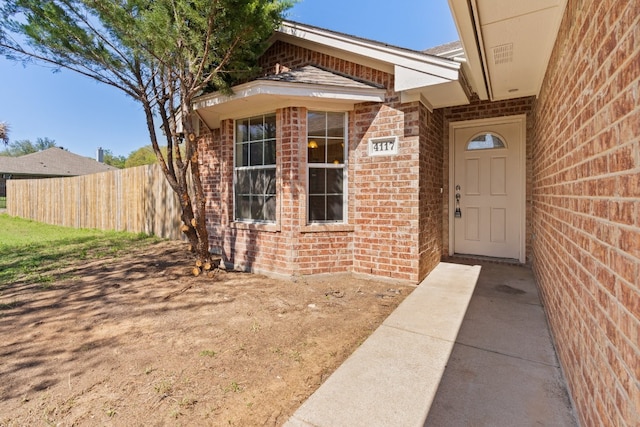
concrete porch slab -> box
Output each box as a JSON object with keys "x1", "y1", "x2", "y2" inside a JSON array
[{"x1": 284, "y1": 262, "x2": 481, "y2": 427}]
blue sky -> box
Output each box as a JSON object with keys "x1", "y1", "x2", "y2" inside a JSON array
[{"x1": 0, "y1": 0, "x2": 458, "y2": 159}]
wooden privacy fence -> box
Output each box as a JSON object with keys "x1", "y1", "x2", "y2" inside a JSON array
[{"x1": 6, "y1": 164, "x2": 189, "y2": 240}]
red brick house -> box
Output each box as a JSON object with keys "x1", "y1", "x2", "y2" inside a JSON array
[{"x1": 194, "y1": 0, "x2": 638, "y2": 425}]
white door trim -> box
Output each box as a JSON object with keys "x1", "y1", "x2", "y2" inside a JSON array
[{"x1": 448, "y1": 114, "x2": 527, "y2": 263}]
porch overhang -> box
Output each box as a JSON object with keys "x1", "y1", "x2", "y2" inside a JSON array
[
  {"x1": 448, "y1": 0, "x2": 568, "y2": 101},
  {"x1": 394, "y1": 65, "x2": 471, "y2": 110},
  {"x1": 193, "y1": 79, "x2": 386, "y2": 130}
]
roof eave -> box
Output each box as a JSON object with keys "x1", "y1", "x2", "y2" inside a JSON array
[
  {"x1": 447, "y1": 0, "x2": 489, "y2": 100},
  {"x1": 193, "y1": 80, "x2": 386, "y2": 129},
  {"x1": 276, "y1": 21, "x2": 461, "y2": 80}
]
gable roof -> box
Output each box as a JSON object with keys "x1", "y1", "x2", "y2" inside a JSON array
[
  {"x1": 272, "y1": 21, "x2": 470, "y2": 109},
  {"x1": 194, "y1": 20, "x2": 472, "y2": 128},
  {"x1": 0, "y1": 147, "x2": 117, "y2": 177}
]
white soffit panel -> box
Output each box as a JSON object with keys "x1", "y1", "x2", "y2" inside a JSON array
[
  {"x1": 394, "y1": 65, "x2": 451, "y2": 92},
  {"x1": 475, "y1": 0, "x2": 567, "y2": 100}
]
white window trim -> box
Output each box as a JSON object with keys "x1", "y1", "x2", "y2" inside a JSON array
[
  {"x1": 233, "y1": 112, "x2": 277, "y2": 225},
  {"x1": 306, "y1": 111, "x2": 349, "y2": 225}
]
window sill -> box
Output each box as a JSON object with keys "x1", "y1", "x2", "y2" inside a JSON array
[
  {"x1": 300, "y1": 223, "x2": 354, "y2": 233},
  {"x1": 230, "y1": 222, "x2": 280, "y2": 233}
]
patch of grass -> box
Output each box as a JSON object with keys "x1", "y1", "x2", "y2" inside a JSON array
[
  {"x1": 154, "y1": 379, "x2": 173, "y2": 396},
  {"x1": 0, "y1": 300, "x2": 23, "y2": 310},
  {"x1": 178, "y1": 396, "x2": 197, "y2": 408},
  {"x1": 0, "y1": 214, "x2": 159, "y2": 286},
  {"x1": 199, "y1": 350, "x2": 217, "y2": 358},
  {"x1": 224, "y1": 381, "x2": 243, "y2": 393}
]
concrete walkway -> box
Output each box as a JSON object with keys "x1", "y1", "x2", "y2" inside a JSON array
[
  {"x1": 285, "y1": 260, "x2": 577, "y2": 427},
  {"x1": 425, "y1": 260, "x2": 577, "y2": 426}
]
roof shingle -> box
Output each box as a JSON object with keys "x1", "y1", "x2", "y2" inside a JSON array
[
  {"x1": 0, "y1": 147, "x2": 117, "y2": 176},
  {"x1": 258, "y1": 64, "x2": 385, "y2": 89}
]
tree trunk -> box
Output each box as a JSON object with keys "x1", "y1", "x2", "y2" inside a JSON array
[{"x1": 142, "y1": 103, "x2": 213, "y2": 274}]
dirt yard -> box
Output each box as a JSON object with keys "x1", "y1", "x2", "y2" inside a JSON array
[{"x1": 0, "y1": 240, "x2": 412, "y2": 426}]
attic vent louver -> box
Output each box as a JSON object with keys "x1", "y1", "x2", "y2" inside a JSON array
[{"x1": 492, "y1": 43, "x2": 513, "y2": 65}]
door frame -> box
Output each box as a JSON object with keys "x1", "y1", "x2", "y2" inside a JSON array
[{"x1": 448, "y1": 114, "x2": 527, "y2": 263}]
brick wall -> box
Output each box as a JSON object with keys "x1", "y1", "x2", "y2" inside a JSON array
[
  {"x1": 419, "y1": 106, "x2": 444, "y2": 278},
  {"x1": 530, "y1": 0, "x2": 640, "y2": 425},
  {"x1": 198, "y1": 41, "x2": 443, "y2": 282},
  {"x1": 351, "y1": 99, "x2": 422, "y2": 282},
  {"x1": 441, "y1": 97, "x2": 536, "y2": 261}
]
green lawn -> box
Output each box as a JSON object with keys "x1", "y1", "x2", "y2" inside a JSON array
[
  {"x1": 0, "y1": 196, "x2": 5, "y2": 209},
  {"x1": 0, "y1": 214, "x2": 159, "y2": 286}
]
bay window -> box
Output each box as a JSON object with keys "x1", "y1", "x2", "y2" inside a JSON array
[
  {"x1": 307, "y1": 111, "x2": 347, "y2": 223},
  {"x1": 234, "y1": 113, "x2": 276, "y2": 222}
]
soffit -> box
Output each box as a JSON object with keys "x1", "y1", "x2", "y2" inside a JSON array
[{"x1": 448, "y1": 0, "x2": 567, "y2": 101}]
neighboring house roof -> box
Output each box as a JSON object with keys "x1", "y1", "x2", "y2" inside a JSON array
[
  {"x1": 0, "y1": 147, "x2": 117, "y2": 177},
  {"x1": 423, "y1": 41, "x2": 464, "y2": 60}
]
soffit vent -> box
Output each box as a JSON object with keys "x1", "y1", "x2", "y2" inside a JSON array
[{"x1": 492, "y1": 43, "x2": 513, "y2": 65}]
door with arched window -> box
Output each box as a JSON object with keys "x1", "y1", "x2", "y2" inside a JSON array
[{"x1": 451, "y1": 116, "x2": 526, "y2": 261}]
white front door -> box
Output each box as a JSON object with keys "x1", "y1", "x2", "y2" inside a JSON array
[{"x1": 451, "y1": 116, "x2": 525, "y2": 261}]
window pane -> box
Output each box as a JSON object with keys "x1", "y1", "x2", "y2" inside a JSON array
[
  {"x1": 235, "y1": 170, "x2": 250, "y2": 194},
  {"x1": 236, "y1": 195, "x2": 251, "y2": 220},
  {"x1": 326, "y1": 112, "x2": 344, "y2": 137},
  {"x1": 309, "y1": 168, "x2": 326, "y2": 194},
  {"x1": 236, "y1": 143, "x2": 248, "y2": 167},
  {"x1": 264, "y1": 195, "x2": 276, "y2": 221},
  {"x1": 236, "y1": 119, "x2": 249, "y2": 143},
  {"x1": 326, "y1": 169, "x2": 343, "y2": 194},
  {"x1": 251, "y1": 196, "x2": 264, "y2": 221},
  {"x1": 307, "y1": 111, "x2": 325, "y2": 136},
  {"x1": 265, "y1": 114, "x2": 276, "y2": 139},
  {"x1": 309, "y1": 195, "x2": 326, "y2": 221},
  {"x1": 250, "y1": 141, "x2": 263, "y2": 166},
  {"x1": 326, "y1": 195, "x2": 343, "y2": 221},
  {"x1": 327, "y1": 138, "x2": 344, "y2": 164},
  {"x1": 264, "y1": 139, "x2": 276, "y2": 165},
  {"x1": 249, "y1": 117, "x2": 265, "y2": 141},
  {"x1": 467, "y1": 133, "x2": 506, "y2": 150},
  {"x1": 251, "y1": 170, "x2": 264, "y2": 194},
  {"x1": 265, "y1": 169, "x2": 276, "y2": 194},
  {"x1": 308, "y1": 137, "x2": 326, "y2": 163}
]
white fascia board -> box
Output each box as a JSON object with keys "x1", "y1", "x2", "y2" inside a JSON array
[
  {"x1": 194, "y1": 80, "x2": 386, "y2": 112},
  {"x1": 447, "y1": 0, "x2": 489, "y2": 100},
  {"x1": 279, "y1": 21, "x2": 460, "y2": 81},
  {"x1": 394, "y1": 65, "x2": 452, "y2": 92}
]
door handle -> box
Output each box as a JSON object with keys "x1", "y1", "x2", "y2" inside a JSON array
[{"x1": 454, "y1": 185, "x2": 462, "y2": 218}]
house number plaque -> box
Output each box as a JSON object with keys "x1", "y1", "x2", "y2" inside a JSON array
[{"x1": 368, "y1": 136, "x2": 398, "y2": 157}]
